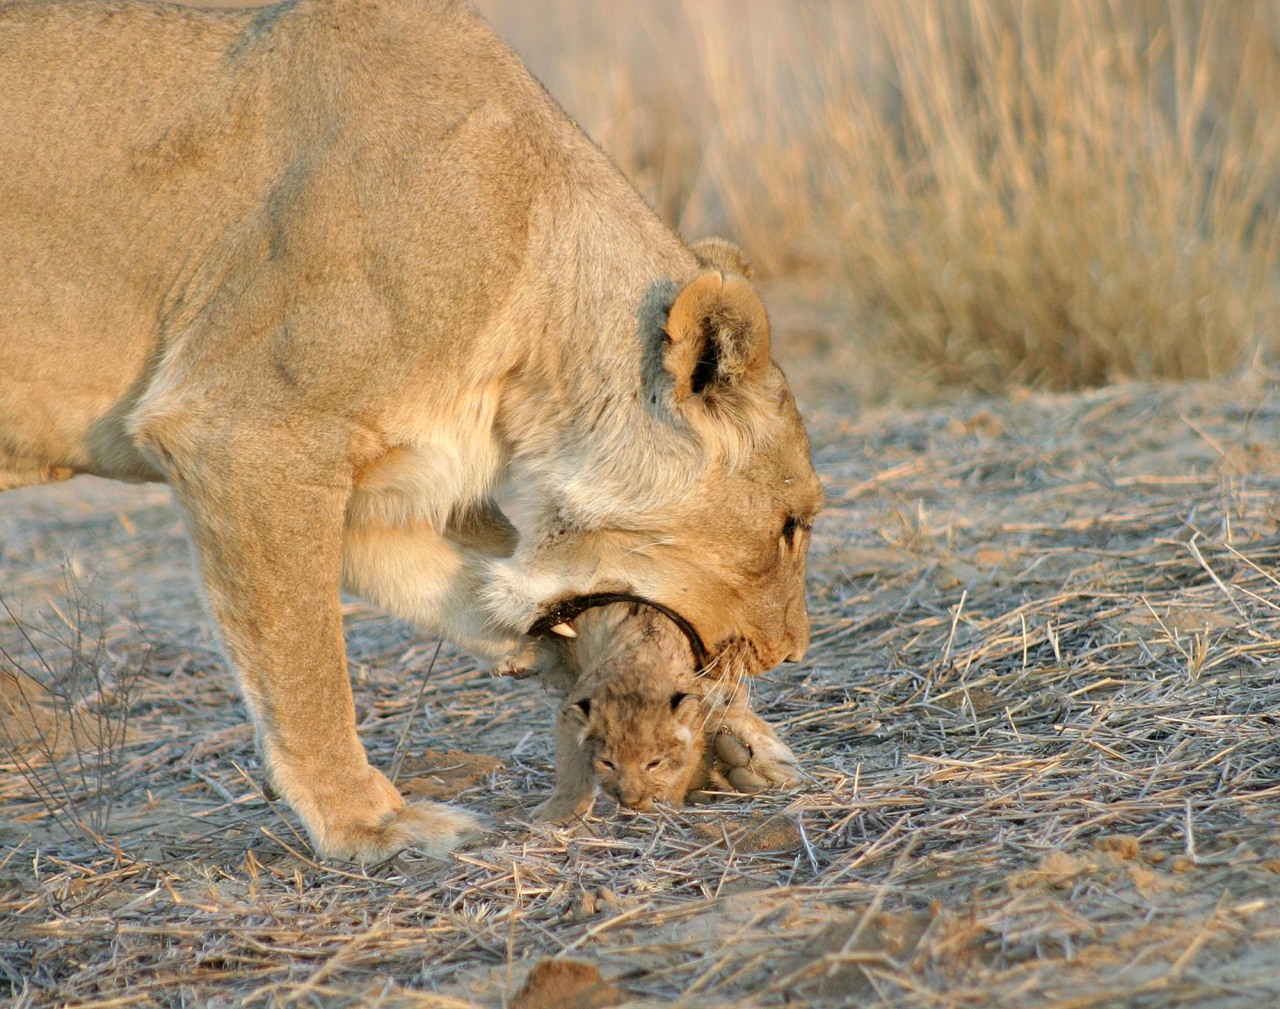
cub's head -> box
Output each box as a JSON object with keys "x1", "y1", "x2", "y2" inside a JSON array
[{"x1": 568, "y1": 684, "x2": 707, "y2": 811}]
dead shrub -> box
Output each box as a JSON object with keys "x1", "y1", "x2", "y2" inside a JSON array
[{"x1": 480, "y1": 0, "x2": 1280, "y2": 391}]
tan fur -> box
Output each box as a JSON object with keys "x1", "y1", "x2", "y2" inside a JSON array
[
  {"x1": 691, "y1": 237, "x2": 757, "y2": 279},
  {"x1": 516, "y1": 603, "x2": 801, "y2": 821},
  {"x1": 0, "y1": 0, "x2": 821, "y2": 860}
]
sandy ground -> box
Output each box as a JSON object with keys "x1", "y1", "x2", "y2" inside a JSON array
[{"x1": 4, "y1": 306, "x2": 1280, "y2": 1006}]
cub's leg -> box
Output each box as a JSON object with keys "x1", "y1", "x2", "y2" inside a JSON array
[
  {"x1": 533, "y1": 701, "x2": 597, "y2": 822},
  {"x1": 135, "y1": 415, "x2": 478, "y2": 861}
]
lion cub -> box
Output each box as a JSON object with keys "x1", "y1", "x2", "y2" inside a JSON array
[
  {"x1": 499, "y1": 601, "x2": 800, "y2": 821},
  {"x1": 562, "y1": 674, "x2": 711, "y2": 815}
]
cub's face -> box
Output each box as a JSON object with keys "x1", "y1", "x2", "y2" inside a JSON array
[{"x1": 571, "y1": 688, "x2": 706, "y2": 811}]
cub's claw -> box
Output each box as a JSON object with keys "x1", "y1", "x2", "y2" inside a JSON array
[
  {"x1": 532, "y1": 794, "x2": 594, "y2": 823},
  {"x1": 493, "y1": 642, "x2": 543, "y2": 679},
  {"x1": 493, "y1": 641, "x2": 575, "y2": 692}
]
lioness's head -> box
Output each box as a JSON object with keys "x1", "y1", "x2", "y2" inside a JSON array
[
  {"x1": 492, "y1": 248, "x2": 822, "y2": 680},
  {"x1": 628, "y1": 265, "x2": 822, "y2": 676}
]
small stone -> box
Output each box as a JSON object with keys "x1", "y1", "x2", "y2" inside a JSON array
[
  {"x1": 510, "y1": 958, "x2": 627, "y2": 1009},
  {"x1": 1095, "y1": 834, "x2": 1141, "y2": 860},
  {"x1": 737, "y1": 815, "x2": 802, "y2": 853},
  {"x1": 596, "y1": 886, "x2": 622, "y2": 909}
]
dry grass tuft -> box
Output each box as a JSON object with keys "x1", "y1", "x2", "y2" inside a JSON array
[
  {"x1": 1, "y1": 574, "x2": 149, "y2": 848},
  {"x1": 480, "y1": 0, "x2": 1280, "y2": 392}
]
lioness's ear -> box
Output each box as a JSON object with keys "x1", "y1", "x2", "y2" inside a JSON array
[
  {"x1": 664, "y1": 272, "x2": 770, "y2": 401},
  {"x1": 690, "y1": 237, "x2": 755, "y2": 280},
  {"x1": 569, "y1": 698, "x2": 591, "y2": 725}
]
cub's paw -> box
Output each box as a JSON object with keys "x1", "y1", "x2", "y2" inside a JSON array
[
  {"x1": 492, "y1": 640, "x2": 574, "y2": 692},
  {"x1": 492, "y1": 642, "x2": 543, "y2": 679},
  {"x1": 532, "y1": 793, "x2": 594, "y2": 824},
  {"x1": 710, "y1": 711, "x2": 804, "y2": 793}
]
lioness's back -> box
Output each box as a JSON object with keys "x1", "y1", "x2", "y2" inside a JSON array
[{"x1": 0, "y1": 0, "x2": 622, "y2": 488}]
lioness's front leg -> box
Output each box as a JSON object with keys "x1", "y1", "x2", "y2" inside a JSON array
[{"x1": 139, "y1": 419, "x2": 478, "y2": 861}]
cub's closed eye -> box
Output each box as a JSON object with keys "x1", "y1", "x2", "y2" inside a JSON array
[{"x1": 646, "y1": 758, "x2": 664, "y2": 771}]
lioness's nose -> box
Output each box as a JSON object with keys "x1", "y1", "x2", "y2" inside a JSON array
[
  {"x1": 783, "y1": 609, "x2": 810, "y2": 662},
  {"x1": 778, "y1": 591, "x2": 808, "y2": 660}
]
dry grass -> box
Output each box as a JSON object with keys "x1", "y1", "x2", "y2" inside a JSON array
[
  {"x1": 5, "y1": 378, "x2": 1280, "y2": 1007},
  {"x1": 479, "y1": 0, "x2": 1280, "y2": 392}
]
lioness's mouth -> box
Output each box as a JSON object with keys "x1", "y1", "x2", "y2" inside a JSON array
[{"x1": 528, "y1": 592, "x2": 709, "y2": 672}]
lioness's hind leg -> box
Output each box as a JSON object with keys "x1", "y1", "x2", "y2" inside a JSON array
[{"x1": 136, "y1": 413, "x2": 479, "y2": 861}]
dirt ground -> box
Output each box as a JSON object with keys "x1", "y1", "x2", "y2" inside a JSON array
[{"x1": 4, "y1": 322, "x2": 1280, "y2": 1007}]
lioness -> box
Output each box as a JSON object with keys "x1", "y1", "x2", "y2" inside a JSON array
[{"x1": 0, "y1": 0, "x2": 822, "y2": 860}]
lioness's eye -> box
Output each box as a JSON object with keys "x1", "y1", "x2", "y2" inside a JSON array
[{"x1": 781, "y1": 515, "x2": 811, "y2": 545}]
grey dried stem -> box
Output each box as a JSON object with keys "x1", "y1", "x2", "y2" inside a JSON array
[{"x1": 0, "y1": 570, "x2": 149, "y2": 848}]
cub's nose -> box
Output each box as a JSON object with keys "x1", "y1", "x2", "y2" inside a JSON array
[{"x1": 620, "y1": 793, "x2": 654, "y2": 811}]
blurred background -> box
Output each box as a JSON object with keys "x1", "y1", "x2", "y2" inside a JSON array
[{"x1": 475, "y1": 1, "x2": 1280, "y2": 400}]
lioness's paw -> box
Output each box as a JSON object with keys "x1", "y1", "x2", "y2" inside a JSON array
[
  {"x1": 381, "y1": 800, "x2": 487, "y2": 860},
  {"x1": 318, "y1": 800, "x2": 485, "y2": 862}
]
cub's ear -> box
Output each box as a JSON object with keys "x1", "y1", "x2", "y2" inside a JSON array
[
  {"x1": 690, "y1": 237, "x2": 755, "y2": 279},
  {"x1": 664, "y1": 271, "x2": 771, "y2": 401},
  {"x1": 568, "y1": 698, "x2": 591, "y2": 726},
  {"x1": 670, "y1": 691, "x2": 703, "y2": 726}
]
